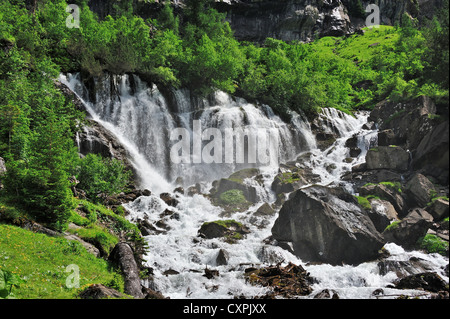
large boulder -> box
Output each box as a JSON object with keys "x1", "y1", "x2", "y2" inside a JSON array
[
  {"x1": 211, "y1": 168, "x2": 260, "y2": 204},
  {"x1": 365, "y1": 146, "x2": 410, "y2": 172},
  {"x1": 109, "y1": 243, "x2": 144, "y2": 299},
  {"x1": 404, "y1": 173, "x2": 435, "y2": 208},
  {"x1": 271, "y1": 185, "x2": 385, "y2": 265},
  {"x1": 382, "y1": 208, "x2": 434, "y2": 249}
]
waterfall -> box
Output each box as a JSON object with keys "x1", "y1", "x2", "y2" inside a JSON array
[{"x1": 60, "y1": 73, "x2": 448, "y2": 299}]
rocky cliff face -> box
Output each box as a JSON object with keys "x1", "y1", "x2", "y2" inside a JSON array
[{"x1": 87, "y1": 0, "x2": 443, "y2": 43}]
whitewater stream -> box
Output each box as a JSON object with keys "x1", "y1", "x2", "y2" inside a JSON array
[{"x1": 60, "y1": 73, "x2": 448, "y2": 299}]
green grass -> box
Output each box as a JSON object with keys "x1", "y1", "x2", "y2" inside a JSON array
[
  {"x1": 418, "y1": 234, "x2": 449, "y2": 256},
  {"x1": 0, "y1": 224, "x2": 125, "y2": 299}
]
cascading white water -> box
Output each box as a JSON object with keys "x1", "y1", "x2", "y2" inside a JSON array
[
  {"x1": 60, "y1": 73, "x2": 448, "y2": 299},
  {"x1": 60, "y1": 73, "x2": 314, "y2": 189}
]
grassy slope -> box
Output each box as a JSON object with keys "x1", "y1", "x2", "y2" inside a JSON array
[{"x1": 0, "y1": 224, "x2": 125, "y2": 299}]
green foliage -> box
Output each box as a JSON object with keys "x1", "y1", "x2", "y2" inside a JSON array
[
  {"x1": 0, "y1": 268, "x2": 26, "y2": 299},
  {"x1": 219, "y1": 189, "x2": 247, "y2": 206},
  {"x1": 75, "y1": 154, "x2": 131, "y2": 203},
  {"x1": 418, "y1": 234, "x2": 449, "y2": 256}
]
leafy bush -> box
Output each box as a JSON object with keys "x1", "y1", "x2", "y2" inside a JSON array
[
  {"x1": 219, "y1": 189, "x2": 247, "y2": 206},
  {"x1": 75, "y1": 154, "x2": 131, "y2": 203}
]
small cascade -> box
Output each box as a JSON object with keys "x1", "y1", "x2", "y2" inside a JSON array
[{"x1": 302, "y1": 108, "x2": 377, "y2": 191}]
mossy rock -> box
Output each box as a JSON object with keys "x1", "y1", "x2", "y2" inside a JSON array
[{"x1": 198, "y1": 219, "x2": 250, "y2": 243}]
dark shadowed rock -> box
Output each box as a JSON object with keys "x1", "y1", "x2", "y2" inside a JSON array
[
  {"x1": 427, "y1": 198, "x2": 449, "y2": 221},
  {"x1": 368, "y1": 199, "x2": 399, "y2": 233},
  {"x1": 213, "y1": 178, "x2": 258, "y2": 204},
  {"x1": 272, "y1": 185, "x2": 385, "y2": 265},
  {"x1": 216, "y1": 249, "x2": 230, "y2": 266},
  {"x1": 198, "y1": 220, "x2": 250, "y2": 242}
]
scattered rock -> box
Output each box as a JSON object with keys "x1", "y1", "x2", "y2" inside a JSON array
[
  {"x1": 63, "y1": 233, "x2": 101, "y2": 258},
  {"x1": 427, "y1": 198, "x2": 449, "y2": 221},
  {"x1": 173, "y1": 186, "x2": 184, "y2": 195},
  {"x1": 79, "y1": 284, "x2": 127, "y2": 299},
  {"x1": 212, "y1": 178, "x2": 258, "y2": 204},
  {"x1": 160, "y1": 193, "x2": 179, "y2": 207},
  {"x1": 413, "y1": 120, "x2": 449, "y2": 184},
  {"x1": 216, "y1": 249, "x2": 229, "y2": 266},
  {"x1": 394, "y1": 272, "x2": 448, "y2": 293},
  {"x1": 405, "y1": 173, "x2": 435, "y2": 208},
  {"x1": 359, "y1": 183, "x2": 407, "y2": 217},
  {"x1": 254, "y1": 203, "x2": 275, "y2": 217},
  {"x1": 378, "y1": 129, "x2": 403, "y2": 146},
  {"x1": 368, "y1": 199, "x2": 399, "y2": 233},
  {"x1": 163, "y1": 269, "x2": 180, "y2": 276},
  {"x1": 109, "y1": 242, "x2": 144, "y2": 299},
  {"x1": 204, "y1": 267, "x2": 219, "y2": 279},
  {"x1": 314, "y1": 289, "x2": 340, "y2": 299},
  {"x1": 365, "y1": 146, "x2": 410, "y2": 172},
  {"x1": 382, "y1": 208, "x2": 434, "y2": 249},
  {"x1": 142, "y1": 287, "x2": 167, "y2": 299}
]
